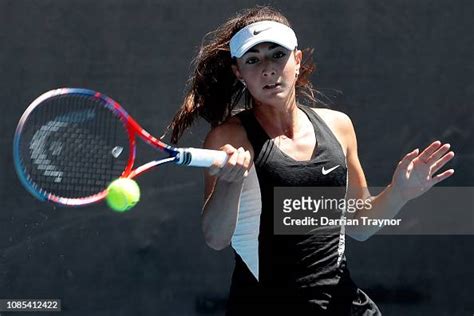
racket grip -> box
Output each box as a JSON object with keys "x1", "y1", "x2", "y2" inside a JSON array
[{"x1": 177, "y1": 148, "x2": 228, "y2": 167}]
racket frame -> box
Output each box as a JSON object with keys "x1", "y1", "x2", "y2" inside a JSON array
[{"x1": 13, "y1": 88, "x2": 185, "y2": 206}]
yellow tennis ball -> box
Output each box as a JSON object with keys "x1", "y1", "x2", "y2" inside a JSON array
[{"x1": 106, "y1": 178, "x2": 140, "y2": 212}]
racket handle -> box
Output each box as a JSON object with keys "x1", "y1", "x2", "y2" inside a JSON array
[{"x1": 177, "y1": 148, "x2": 228, "y2": 167}]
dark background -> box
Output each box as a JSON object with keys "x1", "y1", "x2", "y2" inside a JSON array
[{"x1": 1, "y1": 0, "x2": 473, "y2": 315}]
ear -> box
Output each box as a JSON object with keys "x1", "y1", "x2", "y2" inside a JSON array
[
  {"x1": 231, "y1": 64, "x2": 243, "y2": 81},
  {"x1": 294, "y1": 49, "x2": 303, "y2": 71}
]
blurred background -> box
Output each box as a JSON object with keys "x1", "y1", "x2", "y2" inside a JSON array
[{"x1": 0, "y1": 0, "x2": 473, "y2": 315}]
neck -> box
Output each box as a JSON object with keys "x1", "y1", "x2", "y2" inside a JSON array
[{"x1": 252, "y1": 94, "x2": 302, "y2": 139}]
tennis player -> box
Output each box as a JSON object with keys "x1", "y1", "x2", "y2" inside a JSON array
[{"x1": 167, "y1": 6, "x2": 455, "y2": 315}]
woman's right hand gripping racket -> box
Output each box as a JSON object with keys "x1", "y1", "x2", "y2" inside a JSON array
[{"x1": 13, "y1": 88, "x2": 227, "y2": 207}]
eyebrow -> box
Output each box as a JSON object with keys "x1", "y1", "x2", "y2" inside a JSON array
[{"x1": 246, "y1": 43, "x2": 281, "y2": 53}]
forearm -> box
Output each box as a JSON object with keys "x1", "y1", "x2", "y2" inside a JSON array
[
  {"x1": 201, "y1": 179, "x2": 244, "y2": 250},
  {"x1": 346, "y1": 184, "x2": 407, "y2": 240}
]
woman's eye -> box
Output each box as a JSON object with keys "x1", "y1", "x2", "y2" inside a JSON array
[
  {"x1": 273, "y1": 51, "x2": 286, "y2": 58},
  {"x1": 246, "y1": 57, "x2": 258, "y2": 64}
]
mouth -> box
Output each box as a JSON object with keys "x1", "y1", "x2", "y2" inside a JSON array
[{"x1": 263, "y1": 83, "x2": 282, "y2": 90}]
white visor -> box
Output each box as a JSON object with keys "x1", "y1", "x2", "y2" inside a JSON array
[{"x1": 230, "y1": 21, "x2": 298, "y2": 58}]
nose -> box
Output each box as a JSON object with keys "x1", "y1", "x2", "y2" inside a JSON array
[
  {"x1": 261, "y1": 60, "x2": 276, "y2": 77},
  {"x1": 262, "y1": 69, "x2": 275, "y2": 77}
]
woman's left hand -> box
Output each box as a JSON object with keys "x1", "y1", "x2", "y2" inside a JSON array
[{"x1": 391, "y1": 140, "x2": 455, "y2": 203}]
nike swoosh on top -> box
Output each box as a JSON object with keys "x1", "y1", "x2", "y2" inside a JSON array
[
  {"x1": 322, "y1": 165, "x2": 340, "y2": 175},
  {"x1": 253, "y1": 27, "x2": 271, "y2": 35}
]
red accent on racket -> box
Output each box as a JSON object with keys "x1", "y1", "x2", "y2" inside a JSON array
[{"x1": 13, "y1": 88, "x2": 227, "y2": 206}]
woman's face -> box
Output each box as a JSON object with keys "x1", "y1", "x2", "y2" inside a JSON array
[{"x1": 232, "y1": 42, "x2": 302, "y2": 106}]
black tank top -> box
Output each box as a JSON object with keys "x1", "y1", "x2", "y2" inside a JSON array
[{"x1": 226, "y1": 105, "x2": 370, "y2": 315}]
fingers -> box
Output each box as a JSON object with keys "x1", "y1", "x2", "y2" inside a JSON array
[
  {"x1": 208, "y1": 144, "x2": 238, "y2": 176},
  {"x1": 398, "y1": 148, "x2": 420, "y2": 170},
  {"x1": 226, "y1": 147, "x2": 243, "y2": 179},
  {"x1": 430, "y1": 150, "x2": 455, "y2": 175},
  {"x1": 426, "y1": 143, "x2": 451, "y2": 165},
  {"x1": 416, "y1": 141, "x2": 455, "y2": 181},
  {"x1": 208, "y1": 145, "x2": 251, "y2": 182},
  {"x1": 430, "y1": 169, "x2": 455, "y2": 186},
  {"x1": 208, "y1": 165, "x2": 220, "y2": 176},
  {"x1": 241, "y1": 147, "x2": 252, "y2": 177},
  {"x1": 231, "y1": 147, "x2": 251, "y2": 179},
  {"x1": 412, "y1": 140, "x2": 455, "y2": 186},
  {"x1": 417, "y1": 140, "x2": 442, "y2": 163}
]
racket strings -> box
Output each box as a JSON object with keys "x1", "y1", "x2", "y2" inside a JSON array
[{"x1": 19, "y1": 94, "x2": 130, "y2": 199}]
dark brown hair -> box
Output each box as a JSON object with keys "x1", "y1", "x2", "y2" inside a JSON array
[{"x1": 166, "y1": 5, "x2": 318, "y2": 144}]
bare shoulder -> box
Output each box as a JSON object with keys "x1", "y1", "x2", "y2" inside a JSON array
[
  {"x1": 308, "y1": 107, "x2": 355, "y2": 155},
  {"x1": 310, "y1": 107, "x2": 352, "y2": 130},
  {"x1": 203, "y1": 113, "x2": 253, "y2": 153}
]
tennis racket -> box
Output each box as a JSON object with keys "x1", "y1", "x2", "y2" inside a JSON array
[{"x1": 13, "y1": 88, "x2": 227, "y2": 207}]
